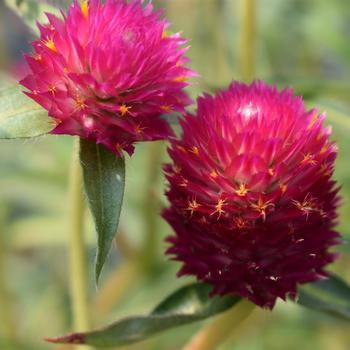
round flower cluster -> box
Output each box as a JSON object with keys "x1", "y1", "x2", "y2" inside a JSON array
[
  {"x1": 21, "y1": 0, "x2": 193, "y2": 155},
  {"x1": 163, "y1": 81, "x2": 340, "y2": 308}
]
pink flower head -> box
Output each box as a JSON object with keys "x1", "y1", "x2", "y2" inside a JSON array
[
  {"x1": 163, "y1": 81, "x2": 341, "y2": 309},
  {"x1": 20, "y1": 0, "x2": 194, "y2": 155}
]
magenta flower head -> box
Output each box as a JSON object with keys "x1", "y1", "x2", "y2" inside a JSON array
[
  {"x1": 163, "y1": 81, "x2": 341, "y2": 309},
  {"x1": 20, "y1": 0, "x2": 194, "y2": 155}
]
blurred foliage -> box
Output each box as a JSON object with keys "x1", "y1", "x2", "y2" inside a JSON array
[
  {"x1": 0, "y1": 85, "x2": 56, "y2": 138},
  {"x1": 52, "y1": 284, "x2": 241, "y2": 348},
  {"x1": 0, "y1": 0, "x2": 349, "y2": 349}
]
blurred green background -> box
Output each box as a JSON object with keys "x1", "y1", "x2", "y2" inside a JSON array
[{"x1": 0, "y1": 0, "x2": 350, "y2": 349}]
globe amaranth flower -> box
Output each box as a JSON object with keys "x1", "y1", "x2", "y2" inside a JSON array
[
  {"x1": 163, "y1": 81, "x2": 341, "y2": 309},
  {"x1": 20, "y1": 0, "x2": 194, "y2": 155}
]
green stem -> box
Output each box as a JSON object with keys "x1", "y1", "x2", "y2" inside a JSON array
[
  {"x1": 239, "y1": 0, "x2": 256, "y2": 81},
  {"x1": 69, "y1": 138, "x2": 91, "y2": 348},
  {"x1": 0, "y1": 208, "x2": 16, "y2": 342},
  {"x1": 182, "y1": 300, "x2": 255, "y2": 350},
  {"x1": 142, "y1": 142, "x2": 164, "y2": 274}
]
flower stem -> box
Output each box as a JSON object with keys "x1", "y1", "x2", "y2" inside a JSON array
[
  {"x1": 182, "y1": 300, "x2": 255, "y2": 350},
  {"x1": 0, "y1": 208, "x2": 16, "y2": 342},
  {"x1": 69, "y1": 138, "x2": 91, "y2": 348},
  {"x1": 142, "y1": 142, "x2": 164, "y2": 274},
  {"x1": 239, "y1": 0, "x2": 256, "y2": 81}
]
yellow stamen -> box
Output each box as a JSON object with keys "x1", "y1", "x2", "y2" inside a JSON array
[
  {"x1": 235, "y1": 183, "x2": 249, "y2": 197},
  {"x1": 186, "y1": 198, "x2": 200, "y2": 216},
  {"x1": 115, "y1": 143, "x2": 125, "y2": 154},
  {"x1": 81, "y1": 0, "x2": 89, "y2": 18},
  {"x1": 211, "y1": 199, "x2": 227, "y2": 218},
  {"x1": 162, "y1": 30, "x2": 168, "y2": 39},
  {"x1": 301, "y1": 153, "x2": 317, "y2": 166},
  {"x1": 189, "y1": 146, "x2": 199, "y2": 155},
  {"x1": 268, "y1": 168, "x2": 274, "y2": 176},
  {"x1": 75, "y1": 97, "x2": 87, "y2": 111},
  {"x1": 233, "y1": 217, "x2": 248, "y2": 229},
  {"x1": 210, "y1": 169, "x2": 218, "y2": 178},
  {"x1": 320, "y1": 143, "x2": 329, "y2": 155},
  {"x1": 250, "y1": 197, "x2": 275, "y2": 221},
  {"x1": 318, "y1": 163, "x2": 331, "y2": 177},
  {"x1": 48, "y1": 85, "x2": 57, "y2": 95},
  {"x1": 292, "y1": 194, "x2": 318, "y2": 219},
  {"x1": 280, "y1": 183, "x2": 288, "y2": 194},
  {"x1": 119, "y1": 104, "x2": 130, "y2": 116},
  {"x1": 135, "y1": 124, "x2": 146, "y2": 135},
  {"x1": 161, "y1": 105, "x2": 172, "y2": 113},
  {"x1": 44, "y1": 38, "x2": 57, "y2": 52},
  {"x1": 173, "y1": 76, "x2": 188, "y2": 83}
]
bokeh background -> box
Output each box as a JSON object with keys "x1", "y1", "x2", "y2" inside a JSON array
[{"x1": 0, "y1": 0, "x2": 350, "y2": 349}]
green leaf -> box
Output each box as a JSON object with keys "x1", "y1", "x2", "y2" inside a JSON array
[
  {"x1": 4, "y1": 0, "x2": 61, "y2": 35},
  {"x1": 79, "y1": 139, "x2": 125, "y2": 282},
  {"x1": 297, "y1": 274, "x2": 350, "y2": 321},
  {"x1": 0, "y1": 86, "x2": 56, "y2": 139},
  {"x1": 46, "y1": 283, "x2": 241, "y2": 347}
]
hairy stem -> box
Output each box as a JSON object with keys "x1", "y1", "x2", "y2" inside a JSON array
[
  {"x1": 182, "y1": 300, "x2": 255, "y2": 350},
  {"x1": 239, "y1": 0, "x2": 256, "y2": 81},
  {"x1": 69, "y1": 138, "x2": 91, "y2": 349}
]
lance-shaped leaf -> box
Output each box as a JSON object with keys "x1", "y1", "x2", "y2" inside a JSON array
[
  {"x1": 0, "y1": 85, "x2": 56, "y2": 139},
  {"x1": 46, "y1": 283, "x2": 241, "y2": 347},
  {"x1": 297, "y1": 273, "x2": 350, "y2": 320},
  {"x1": 79, "y1": 139, "x2": 125, "y2": 282}
]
